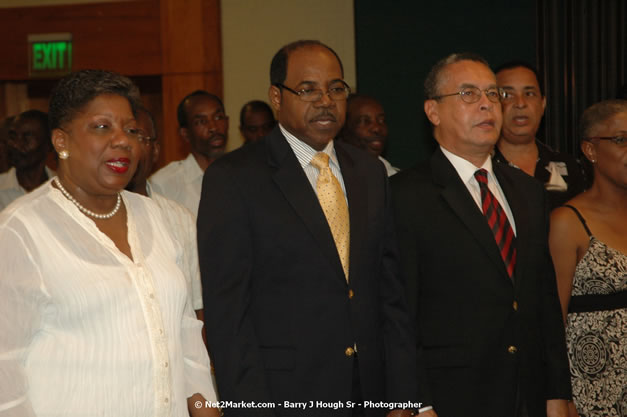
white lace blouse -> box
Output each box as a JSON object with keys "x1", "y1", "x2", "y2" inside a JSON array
[{"x1": 0, "y1": 180, "x2": 217, "y2": 417}]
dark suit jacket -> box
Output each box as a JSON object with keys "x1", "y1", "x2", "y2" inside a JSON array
[
  {"x1": 198, "y1": 127, "x2": 417, "y2": 416},
  {"x1": 391, "y1": 148, "x2": 571, "y2": 417}
]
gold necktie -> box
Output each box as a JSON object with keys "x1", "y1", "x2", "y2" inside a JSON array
[{"x1": 311, "y1": 152, "x2": 350, "y2": 281}]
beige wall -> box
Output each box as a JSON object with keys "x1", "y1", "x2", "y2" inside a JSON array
[{"x1": 221, "y1": 0, "x2": 355, "y2": 151}]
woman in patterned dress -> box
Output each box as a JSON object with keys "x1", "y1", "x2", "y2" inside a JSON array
[{"x1": 549, "y1": 99, "x2": 627, "y2": 417}]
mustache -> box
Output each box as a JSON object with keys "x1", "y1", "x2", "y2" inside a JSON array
[
  {"x1": 208, "y1": 133, "x2": 227, "y2": 141},
  {"x1": 309, "y1": 111, "x2": 337, "y2": 123}
]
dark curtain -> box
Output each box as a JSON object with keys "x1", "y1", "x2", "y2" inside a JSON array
[{"x1": 537, "y1": 0, "x2": 626, "y2": 155}]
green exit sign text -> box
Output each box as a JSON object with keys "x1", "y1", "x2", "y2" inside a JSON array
[{"x1": 28, "y1": 33, "x2": 72, "y2": 78}]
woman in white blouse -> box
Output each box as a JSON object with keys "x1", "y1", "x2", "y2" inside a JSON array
[{"x1": 0, "y1": 70, "x2": 219, "y2": 417}]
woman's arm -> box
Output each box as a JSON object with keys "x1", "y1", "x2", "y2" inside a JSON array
[{"x1": 0, "y1": 227, "x2": 45, "y2": 416}]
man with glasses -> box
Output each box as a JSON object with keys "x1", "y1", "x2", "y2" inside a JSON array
[
  {"x1": 198, "y1": 40, "x2": 418, "y2": 416},
  {"x1": 493, "y1": 62, "x2": 586, "y2": 209},
  {"x1": 391, "y1": 53, "x2": 571, "y2": 417},
  {"x1": 239, "y1": 100, "x2": 276, "y2": 145},
  {"x1": 126, "y1": 107, "x2": 204, "y2": 319}
]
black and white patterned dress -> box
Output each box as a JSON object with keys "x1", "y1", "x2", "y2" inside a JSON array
[{"x1": 564, "y1": 206, "x2": 627, "y2": 417}]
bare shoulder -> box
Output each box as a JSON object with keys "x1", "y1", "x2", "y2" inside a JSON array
[{"x1": 550, "y1": 196, "x2": 590, "y2": 248}]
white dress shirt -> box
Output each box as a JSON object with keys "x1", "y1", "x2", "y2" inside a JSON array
[
  {"x1": 378, "y1": 155, "x2": 400, "y2": 177},
  {"x1": 0, "y1": 166, "x2": 55, "y2": 212},
  {"x1": 279, "y1": 124, "x2": 347, "y2": 202},
  {"x1": 440, "y1": 146, "x2": 517, "y2": 234},
  {"x1": 0, "y1": 181, "x2": 216, "y2": 417},
  {"x1": 147, "y1": 181, "x2": 203, "y2": 311},
  {"x1": 149, "y1": 153, "x2": 204, "y2": 217}
]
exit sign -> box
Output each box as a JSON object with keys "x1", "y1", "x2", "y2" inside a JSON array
[{"x1": 28, "y1": 33, "x2": 72, "y2": 78}]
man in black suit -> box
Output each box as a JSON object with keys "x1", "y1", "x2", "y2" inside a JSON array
[
  {"x1": 197, "y1": 40, "x2": 418, "y2": 417},
  {"x1": 391, "y1": 53, "x2": 571, "y2": 417}
]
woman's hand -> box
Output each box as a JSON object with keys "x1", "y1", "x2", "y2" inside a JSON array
[{"x1": 188, "y1": 393, "x2": 221, "y2": 417}]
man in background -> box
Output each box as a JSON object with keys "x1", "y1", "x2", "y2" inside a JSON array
[
  {"x1": 0, "y1": 110, "x2": 54, "y2": 211},
  {"x1": 150, "y1": 91, "x2": 229, "y2": 216},
  {"x1": 340, "y1": 94, "x2": 399, "y2": 176},
  {"x1": 493, "y1": 62, "x2": 586, "y2": 209},
  {"x1": 239, "y1": 100, "x2": 276, "y2": 144},
  {"x1": 126, "y1": 107, "x2": 203, "y2": 317}
]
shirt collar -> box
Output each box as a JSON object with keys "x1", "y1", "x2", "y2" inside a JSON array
[
  {"x1": 145, "y1": 180, "x2": 154, "y2": 198},
  {"x1": 279, "y1": 123, "x2": 339, "y2": 170},
  {"x1": 440, "y1": 145, "x2": 494, "y2": 184}
]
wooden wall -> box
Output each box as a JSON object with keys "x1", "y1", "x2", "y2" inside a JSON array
[{"x1": 0, "y1": 0, "x2": 222, "y2": 168}]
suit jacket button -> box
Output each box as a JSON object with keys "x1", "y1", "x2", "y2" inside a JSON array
[
  {"x1": 348, "y1": 289, "x2": 354, "y2": 299},
  {"x1": 507, "y1": 345, "x2": 518, "y2": 354},
  {"x1": 345, "y1": 346, "x2": 355, "y2": 357},
  {"x1": 512, "y1": 300, "x2": 518, "y2": 311}
]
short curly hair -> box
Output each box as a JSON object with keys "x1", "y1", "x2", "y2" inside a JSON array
[
  {"x1": 48, "y1": 69, "x2": 141, "y2": 130},
  {"x1": 580, "y1": 99, "x2": 627, "y2": 140}
]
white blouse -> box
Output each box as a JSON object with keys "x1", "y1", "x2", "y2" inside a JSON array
[{"x1": 0, "y1": 181, "x2": 217, "y2": 417}]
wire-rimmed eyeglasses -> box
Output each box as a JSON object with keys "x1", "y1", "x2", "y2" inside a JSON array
[
  {"x1": 274, "y1": 82, "x2": 351, "y2": 102},
  {"x1": 583, "y1": 135, "x2": 627, "y2": 146},
  {"x1": 432, "y1": 87, "x2": 504, "y2": 104}
]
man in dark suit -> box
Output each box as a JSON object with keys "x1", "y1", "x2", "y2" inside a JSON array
[
  {"x1": 197, "y1": 40, "x2": 418, "y2": 417},
  {"x1": 391, "y1": 53, "x2": 572, "y2": 417}
]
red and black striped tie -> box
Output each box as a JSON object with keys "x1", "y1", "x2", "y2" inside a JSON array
[{"x1": 474, "y1": 169, "x2": 517, "y2": 279}]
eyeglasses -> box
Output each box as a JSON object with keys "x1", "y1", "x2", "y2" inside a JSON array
[
  {"x1": 132, "y1": 128, "x2": 155, "y2": 145},
  {"x1": 584, "y1": 135, "x2": 627, "y2": 146},
  {"x1": 432, "y1": 87, "x2": 504, "y2": 104},
  {"x1": 274, "y1": 82, "x2": 351, "y2": 102},
  {"x1": 138, "y1": 135, "x2": 157, "y2": 145}
]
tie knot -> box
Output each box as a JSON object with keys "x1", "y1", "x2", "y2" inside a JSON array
[
  {"x1": 311, "y1": 152, "x2": 331, "y2": 170},
  {"x1": 474, "y1": 169, "x2": 489, "y2": 186}
]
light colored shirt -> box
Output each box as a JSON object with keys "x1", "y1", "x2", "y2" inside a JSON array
[
  {"x1": 0, "y1": 166, "x2": 55, "y2": 212},
  {"x1": 0, "y1": 181, "x2": 216, "y2": 417},
  {"x1": 279, "y1": 124, "x2": 347, "y2": 202},
  {"x1": 378, "y1": 155, "x2": 400, "y2": 177},
  {"x1": 149, "y1": 153, "x2": 204, "y2": 217},
  {"x1": 441, "y1": 146, "x2": 516, "y2": 234},
  {"x1": 146, "y1": 181, "x2": 203, "y2": 310}
]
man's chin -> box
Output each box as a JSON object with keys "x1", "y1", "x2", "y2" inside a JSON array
[{"x1": 207, "y1": 148, "x2": 226, "y2": 159}]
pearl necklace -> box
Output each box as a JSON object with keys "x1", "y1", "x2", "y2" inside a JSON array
[{"x1": 53, "y1": 177, "x2": 122, "y2": 220}]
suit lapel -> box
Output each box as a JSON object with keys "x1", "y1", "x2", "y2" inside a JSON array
[
  {"x1": 335, "y1": 142, "x2": 367, "y2": 284},
  {"x1": 432, "y1": 149, "x2": 511, "y2": 280},
  {"x1": 267, "y1": 129, "x2": 346, "y2": 282},
  {"x1": 493, "y1": 164, "x2": 530, "y2": 287}
]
